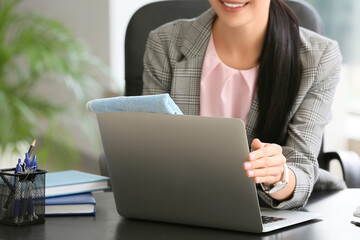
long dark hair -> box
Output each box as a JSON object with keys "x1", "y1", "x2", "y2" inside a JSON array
[{"x1": 255, "y1": 0, "x2": 302, "y2": 145}]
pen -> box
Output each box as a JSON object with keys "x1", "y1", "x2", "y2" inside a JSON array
[
  {"x1": 27, "y1": 139, "x2": 36, "y2": 157},
  {"x1": 29, "y1": 155, "x2": 38, "y2": 220},
  {"x1": 19, "y1": 154, "x2": 38, "y2": 223},
  {"x1": 14, "y1": 159, "x2": 22, "y2": 224},
  {"x1": 30, "y1": 155, "x2": 38, "y2": 173},
  {"x1": 351, "y1": 221, "x2": 360, "y2": 227},
  {"x1": 23, "y1": 153, "x2": 31, "y2": 173}
]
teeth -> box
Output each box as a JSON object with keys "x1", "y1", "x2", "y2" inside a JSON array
[{"x1": 223, "y1": 2, "x2": 246, "y2": 8}]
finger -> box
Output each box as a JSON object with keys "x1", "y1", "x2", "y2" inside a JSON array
[
  {"x1": 246, "y1": 166, "x2": 283, "y2": 178},
  {"x1": 250, "y1": 138, "x2": 265, "y2": 151},
  {"x1": 253, "y1": 176, "x2": 282, "y2": 184},
  {"x1": 243, "y1": 155, "x2": 286, "y2": 170},
  {"x1": 248, "y1": 143, "x2": 282, "y2": 161}
]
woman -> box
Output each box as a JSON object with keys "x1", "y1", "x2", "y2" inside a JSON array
[{"x1": 142, "y1": 0, "x2": 342, "y2": 209}]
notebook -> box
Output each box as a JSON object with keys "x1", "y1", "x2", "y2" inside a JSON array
[
  {"x1": 45, "y1": 192, "x2": 96, "y2": 215},
  {"x1": 45, "y1": 170, "x2": 110, "y2": 197},
  {"x1": 96, "y1": 111, "x2": 320, "y2": 233}
]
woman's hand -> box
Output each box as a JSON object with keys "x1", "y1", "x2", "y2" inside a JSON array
[
  {"x1": 243, "y1": 138, "x2": 285, "y2": 186},
  {"x1": 243, "y1": 138, "x2": 296, "y2": 200}
]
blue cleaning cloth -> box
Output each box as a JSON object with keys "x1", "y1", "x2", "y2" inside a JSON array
[{"x1": 86, "y1": 94, "x2": 183, "y2": 115}]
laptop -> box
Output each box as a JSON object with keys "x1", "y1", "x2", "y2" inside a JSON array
[{"x1": 96, "y1": 111, "x2": 320, "y2": 233}]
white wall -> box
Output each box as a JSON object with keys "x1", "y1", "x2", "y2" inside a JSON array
[
  {"x1": 18, "y1": 0, "x2": 110, "y2": 64},
  {"x1": 109, "y1": 0, "x2": 162, "y2": 94}
]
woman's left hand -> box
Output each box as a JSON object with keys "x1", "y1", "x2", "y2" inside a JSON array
[{"x1": 243, "y1": 138, "x2": 286, "y2": 187}]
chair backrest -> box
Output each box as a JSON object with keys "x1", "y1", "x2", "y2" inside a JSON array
[
  {"x1": 125, "y1": 0, "x2": 210, "y2": 96},
  {"x1": 124, "y1": 0, "x2": 323, "y2": 96},
  {"x1": 286, "y1": 0, "x2": 323, "y2": 34}
]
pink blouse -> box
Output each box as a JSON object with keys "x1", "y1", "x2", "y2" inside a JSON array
[{"x1": 199, "y1": 34, "x2": 258, "y2": 124}]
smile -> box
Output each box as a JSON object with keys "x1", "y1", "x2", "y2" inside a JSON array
[{"x1": 221, "y1": 1, "x2": 248, "y2": 8}]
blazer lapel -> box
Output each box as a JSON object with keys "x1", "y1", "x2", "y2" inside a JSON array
[{"x1": 171, "y1": 8, "x2": 216, "y2": 115}]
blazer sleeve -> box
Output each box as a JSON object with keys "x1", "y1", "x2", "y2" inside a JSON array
[
  {"x1": 142, "y1": 29, "x2": 173, "y2": 95},
  {"x1": 257, "y1": 39, "x2": 342, "y2": 210}
]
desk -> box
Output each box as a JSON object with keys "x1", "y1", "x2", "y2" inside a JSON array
[{"x1": 1, "y1": 189, "x2": 359, "y2": 240}]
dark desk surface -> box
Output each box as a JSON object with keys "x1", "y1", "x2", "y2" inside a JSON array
[{"x1": 1, "y1": 189, "x2": 359, "y2": 240}]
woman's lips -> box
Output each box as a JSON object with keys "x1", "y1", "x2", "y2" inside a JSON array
[
  {"x1": 221, "y1": 1, "x2": 249, "y2": 9},
  {"x1": 218, "y1": 1, "x2": 250, "y2": 13}
]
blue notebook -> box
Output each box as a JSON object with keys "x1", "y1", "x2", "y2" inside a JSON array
[
  {"x1": 45, "y1": 170, "x2": 110, "y2": 197},
  {"x1": 45, "y1": 192, "x2": 96, "y2": 215}
]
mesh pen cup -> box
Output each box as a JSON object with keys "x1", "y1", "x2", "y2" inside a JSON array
[{"x1": 0, "y1": 168, "x2": 47, "y2": 226}]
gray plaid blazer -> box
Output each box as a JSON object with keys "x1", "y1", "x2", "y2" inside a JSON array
[{"x1": 143, "y1": 8, "x2": 342, "y2": 209}]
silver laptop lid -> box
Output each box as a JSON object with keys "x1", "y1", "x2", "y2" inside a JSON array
[{"x1": 97, "y1": 112, "x2": 263, "y2": 232}]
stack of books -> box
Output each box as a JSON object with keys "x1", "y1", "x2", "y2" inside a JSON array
[{"x1": 45, "y1": 170, "x2": 110, "y2": 216}]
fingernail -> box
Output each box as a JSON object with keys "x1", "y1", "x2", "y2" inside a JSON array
[
  {"x1": 255, "y1": 177, "x2": 261, "y2": 183},
  {"x1": 244, "y1": 162, "x2": 251, "y2": 170},
  {"x1": 249, "y1": 153, "x2": 255, "y2": 161},
  {"x1": 248, "y1": 171, "x2": 254, "y2": 177}
]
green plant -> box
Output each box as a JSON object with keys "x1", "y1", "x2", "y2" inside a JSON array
[{"x1": 0, "y1": 0, "x2": 108, "y2": 169}]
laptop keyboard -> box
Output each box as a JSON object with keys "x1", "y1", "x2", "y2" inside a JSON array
[{"x1": 262, "y1": 216, "x2": 286, "y2": 224}]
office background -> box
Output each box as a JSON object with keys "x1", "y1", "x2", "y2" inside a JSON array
[{"x1": 0, "y1": 0, "x2": 359, "y2": 176}]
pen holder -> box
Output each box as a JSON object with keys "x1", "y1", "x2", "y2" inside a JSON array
[{"x1": 0, "y1": 168, "x2": 47, "y2": 226}]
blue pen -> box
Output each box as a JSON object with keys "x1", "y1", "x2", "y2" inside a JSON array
[
  {"x1": 19, "y1": 153, "x2": 31, "y2": 223},
  {"x1": 23, "y1": 153, "x2": 31, "y2": 173},
  {"x1": 30, "y1": 155, "x2": 38, "y2": 173},
  {"x1": 14, "y1": 159, "x2": 22, "y2": 224},
  {"x1": 19, "y1": 153, "x2": 38, "y2": 223},
  {"x1": 28, "y1": 155, "x2": 38, "y2": 220}
]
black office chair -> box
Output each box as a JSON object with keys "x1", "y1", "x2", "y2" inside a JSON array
[{"x1": 100, "y1": 0, "x2": 360, "y2": 188}]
